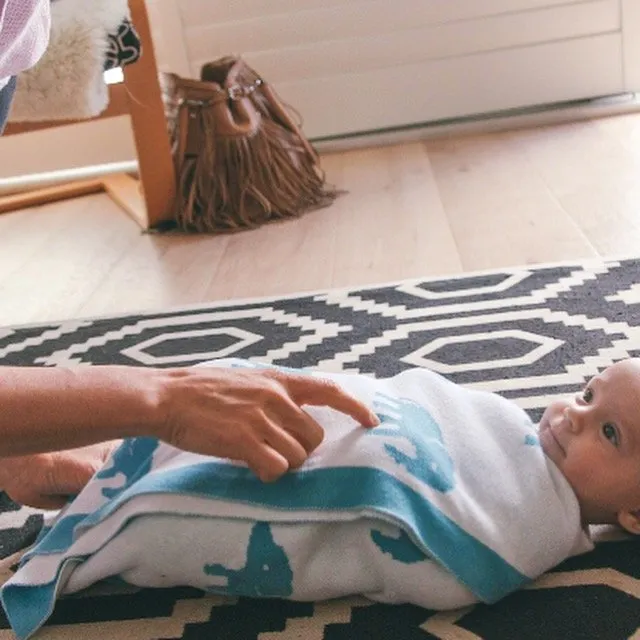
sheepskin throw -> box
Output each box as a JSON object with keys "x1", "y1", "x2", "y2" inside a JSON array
[{"x1": 8, "y1": 0, "x2": 129, "y2": 122}]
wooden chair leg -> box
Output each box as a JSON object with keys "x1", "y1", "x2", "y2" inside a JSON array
[
  {"x1": 124, "y1": 0, "x2": 176, "y2": 230},
  {"x1": 0, "y1": 179, "x2": 104, "y2": 214},
  {"x1": 102, "y1": 173, "x2": 148, "y2": 229}
]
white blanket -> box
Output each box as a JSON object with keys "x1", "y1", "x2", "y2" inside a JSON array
[{"x1": 1, "y1": 359, "x2": 593, "y2": 639}]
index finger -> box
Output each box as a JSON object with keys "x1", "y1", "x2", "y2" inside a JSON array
[{"x1": 282, "y1": 375, "x2": 379, "y2": 427}]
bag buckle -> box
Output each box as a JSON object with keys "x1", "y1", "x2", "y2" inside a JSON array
[{"x1": 227, "y1": 78, "x2": 263, "y2": 101}]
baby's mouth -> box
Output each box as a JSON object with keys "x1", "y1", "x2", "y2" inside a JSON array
[
  {"x1": 548, "y1": 424, "x2": 566, "y2": 456},
  {"x1": 539, "y1": 416, "x2": 567, "y2": 458},
  {"x1": 546, "y1": 414, "x2": 568, "y2": 456}
]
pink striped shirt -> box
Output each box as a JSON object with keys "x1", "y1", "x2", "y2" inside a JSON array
[{"x1": 0, "y1": 0, "x2": 50, "y2": 89}]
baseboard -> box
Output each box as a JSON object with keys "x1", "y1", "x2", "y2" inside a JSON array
[{"x1": 313, "y1": 92, "x2": 640, "y2": 153}]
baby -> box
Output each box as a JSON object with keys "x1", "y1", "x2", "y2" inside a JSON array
[
  {"x1": 538, "y1": 358, "x2": 640, "y2": 534},
  {"x1": 3, "y1": 357, "x2": 639, "y2": 639}
]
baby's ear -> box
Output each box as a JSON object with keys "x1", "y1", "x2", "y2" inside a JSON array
[{"x1": 617, "y1": 509, "x2": 640, "y2": 535}]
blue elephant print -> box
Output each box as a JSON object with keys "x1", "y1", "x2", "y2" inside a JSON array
[
  {"x1": 203, "y1": 522, "x2": 293, "y2": 597},
  {"x1": 96, "y1": 437, "x2": 159, "y2": 499},
  {"x1": 370, "y1": 393, "x2": 455, "y2": 492},
  {"x1": 370, "y1": 528, "x2": 430, "y2": 564}
]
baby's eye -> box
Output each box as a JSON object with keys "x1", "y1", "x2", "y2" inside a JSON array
[
  {"x1": 602, "y1": 423, "x2": 620, "y2": 447},
  {"x1": 582, "y1": 387, "x2": 593, "y2": 403}
]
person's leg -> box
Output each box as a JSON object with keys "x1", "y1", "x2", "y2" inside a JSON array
[{"x1": 0, "y1": 77, "x2": 17, "y2": 134}]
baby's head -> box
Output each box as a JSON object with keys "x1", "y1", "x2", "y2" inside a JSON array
[{"x1": 538, "y1": 358, "x2": 640, "y2": 533}]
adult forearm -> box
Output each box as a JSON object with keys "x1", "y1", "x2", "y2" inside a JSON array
[
  {"x1": 0, "y1": 366, "x2": 165, "y2": 456},
  {"x1": 0, "y1": 362, "x2": 378, "y2": 486}
]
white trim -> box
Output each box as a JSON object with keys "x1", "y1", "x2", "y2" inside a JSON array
[
  {"x1": 314, "y1": 92, "x2": 640, "y2": 153},
  {"x1": 621, "y1": 0, "x2": 640, "y2": 91}
]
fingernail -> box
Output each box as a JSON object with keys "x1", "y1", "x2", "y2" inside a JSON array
[{"x1": 368, "y1": 413, "x2": 380, "y2": 427}]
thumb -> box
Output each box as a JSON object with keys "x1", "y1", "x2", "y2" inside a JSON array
[
  {"x1": 48, "y1": 441, "x2": 121, "y2": 495},
  {"x1": 46, "y1": 454, "x2": 103, "y2": 497},
  {"x1": 26, "y1": 494, "x2": 70, "y2": 510}
]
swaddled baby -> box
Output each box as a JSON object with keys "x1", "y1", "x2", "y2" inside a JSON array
[{"x1": 7, "y1": 357, "x2": 638, "y2": 639}]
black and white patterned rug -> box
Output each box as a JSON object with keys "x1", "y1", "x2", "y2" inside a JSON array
[{"x1": 1, "y1": 257, "x2": 640, "y2": 639}]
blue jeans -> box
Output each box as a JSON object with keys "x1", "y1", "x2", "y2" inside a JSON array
[{"x1": 0, "y1": 77, "x2": 17, "y2": 134}]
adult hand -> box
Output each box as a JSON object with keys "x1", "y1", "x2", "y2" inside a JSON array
[
  {"x1": 161, "y1": 366, "x2": 378, "y2": 482},
  {"x1": 0, "y1": 441, "x2": 121, "y2": 509}
]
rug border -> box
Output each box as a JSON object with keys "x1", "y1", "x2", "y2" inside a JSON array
[{"x1": 2, "y1": 254, "x2": 636, "y2": 332}]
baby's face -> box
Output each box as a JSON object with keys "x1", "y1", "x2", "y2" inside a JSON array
[{"x1": 538, "y1": 359, "x2": 640, "y2": 529}]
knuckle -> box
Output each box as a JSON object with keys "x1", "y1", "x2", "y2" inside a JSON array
[
  {"x1": 290, "y1": 450, "x2": 307, "y2": 468},
  {"x1": 257, "y1": 378, "x2": 286, "y2": 401},
  {"x1": 317, "y1": 378, "x2": 340, "y2": 393},
  {"x1": 309, "y1": 427, "x2": 324, "y2": 449}
]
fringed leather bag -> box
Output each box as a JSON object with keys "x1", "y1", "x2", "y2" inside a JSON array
[{"x1": 161, "y1": 56, "x2": 338, "y2": 233}]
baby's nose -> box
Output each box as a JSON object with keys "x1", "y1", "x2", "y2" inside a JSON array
[{"x1": 564, "y1": 405, "x2": 587, "y2": 433}]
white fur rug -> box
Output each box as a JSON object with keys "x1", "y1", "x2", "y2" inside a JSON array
[{"x1": 8, "y1": 0, "x2": 129, "y2": 122}]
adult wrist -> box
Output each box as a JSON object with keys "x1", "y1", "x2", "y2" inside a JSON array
[{"x1": 114, "y1": 366, "x2": 173, "y2": 442}]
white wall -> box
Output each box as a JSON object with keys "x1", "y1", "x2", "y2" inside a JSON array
[{"x1": 0, "y1": 118, "x2": 135, "y2": 179}]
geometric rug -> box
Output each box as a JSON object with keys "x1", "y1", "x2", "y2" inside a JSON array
[{"x1": 1, "y1": 257, "x2": 639, "y2": 639}]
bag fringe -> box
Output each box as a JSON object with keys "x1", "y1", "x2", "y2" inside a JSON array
[{"x1": 163, "y1": 59, "x2": 339, "y2": 234}]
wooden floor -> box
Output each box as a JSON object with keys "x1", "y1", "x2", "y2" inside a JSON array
[{"x1": 2, "y1": 112, "x2": 640, "y2": 327}]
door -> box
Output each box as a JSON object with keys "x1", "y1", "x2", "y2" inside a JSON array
[
  {"x1": 149, "y1": 0, "x2": 630, "y2": 139},
  {"x1": 2, "y1": 0, "x2": 639, "y2": 178}
]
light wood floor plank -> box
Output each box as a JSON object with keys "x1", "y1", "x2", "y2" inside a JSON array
[
  {"x1": 0, "y1": 199, "x2": 89, "y2": 285},
  {"x1": 77, "y1": 227, "x2": 177, "y2": 319},
  {"x1": 204, "y1": 202, "x2": 338, "y2": 302},
  {"x1": 2, "y1": 113, "x2": 640, "y2": 326},
  {"x1": 0, "y1": 196, "x2": 141, "y2": 326},
  {"x1": 506, "y1": 120, "x2": 640, "y2": 256},
  {"x1": 331, "y1": 143, "x2": 461, "y2": 287},
  {"x1": 425, "y1": 133, "x2": 599, "y2": 272}
]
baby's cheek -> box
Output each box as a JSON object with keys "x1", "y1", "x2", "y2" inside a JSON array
[{"x1": 564, "y1": 452, "x2": 607, "y2": 499}]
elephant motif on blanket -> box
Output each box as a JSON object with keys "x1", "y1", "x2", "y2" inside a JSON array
[
  {"x1": 203, "y1": 522, "x2": 293, "y2": 597},
  {"x1": 371, "y1": 393, "x2": 455, "y2": 492},
  {"x1": 96, "y1": 437, "x2": 159, "y2": 499}
]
